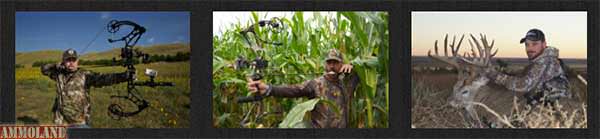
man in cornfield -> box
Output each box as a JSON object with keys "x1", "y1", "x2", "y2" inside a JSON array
[
  {"x1": 41, "y1": 48, "x2": 133, "y2": 128},
  {"x1": 246, "y1": 48, "x2": 360, "y2": 128},
  {"x1": 484, "y1": 28, "x2": 570, "y2": 106}
]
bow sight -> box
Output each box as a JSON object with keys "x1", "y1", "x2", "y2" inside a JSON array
[
  {"x1": 106, "y1": 20, "x2": 175, "y2": 119},
  {"x1": 235, "y1": 17, "x2": 284, "y2": 103}
]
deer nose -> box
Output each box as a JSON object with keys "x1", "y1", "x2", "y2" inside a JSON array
[{"x1": 448, "y1": 98, "x2": 459, "y2": 108}]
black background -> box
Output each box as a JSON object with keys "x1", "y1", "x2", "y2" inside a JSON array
[{"x1": 0, "y1": 0, "x2": 598, "y2": 138}]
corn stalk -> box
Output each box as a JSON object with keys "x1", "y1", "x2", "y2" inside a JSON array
[{"x1": 213, "y1": 11, "x2": 388, "y2": 128}]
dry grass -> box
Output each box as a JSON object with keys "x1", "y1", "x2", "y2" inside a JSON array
[
  {"x1": 411, "y1": 78, "x2": 466, "y2": 128},
  {"x1": 411, "y1": 71, "x2": 587, "y2": 128},
  {"x1": 469, "y1": 99, "x2": 587, "y2": 128}
]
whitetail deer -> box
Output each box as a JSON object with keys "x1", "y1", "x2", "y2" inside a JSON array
[
  {"x1": 428, "y1": 34, "x2": 528, "y2": 128},
  {"x1": 428, "y1": 34, "x2": 586, "y2": 128}
]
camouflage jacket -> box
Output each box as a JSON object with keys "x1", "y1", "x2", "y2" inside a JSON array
[
  {"x1": 490, "y1": 46, "x2": 570, "y2": 103},
  {"x1": 265, "y1": 72, "x2": 360, "y2": 128},
  {"x1": 41, "y1": 63, "x2": 129, "y2": 126}
]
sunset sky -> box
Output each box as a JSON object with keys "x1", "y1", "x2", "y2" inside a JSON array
[{"x1": 412, "y1": 12, "x2": 587, "y2": 59}]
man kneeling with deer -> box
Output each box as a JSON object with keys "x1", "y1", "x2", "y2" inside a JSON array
[
  {"x1": 485, "y1": 28, "x2": 570, "y2": 106},
  {"x1": 428, "y1": 28, "x2": 571, "y2": 128}
]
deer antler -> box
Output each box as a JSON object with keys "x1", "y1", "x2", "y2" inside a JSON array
[
  {"x1": 461, "y1": 33, "x2": 498, "y2": 67},
  {"x1": 428, "y1": 34, "x2": 465, "y2": 68}
]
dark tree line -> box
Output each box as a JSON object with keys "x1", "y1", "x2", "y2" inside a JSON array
[{"x1": 31, "y1": 52, "x2": 190, "y2": 67}]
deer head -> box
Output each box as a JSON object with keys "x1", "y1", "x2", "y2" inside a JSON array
[{"x1": 428, "y1": 34, "x2": 498, "y2": 109}]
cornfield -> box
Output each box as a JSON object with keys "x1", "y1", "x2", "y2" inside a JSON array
[{"x1": 212, "y1": 11, "x2": 389, "y2": 128}]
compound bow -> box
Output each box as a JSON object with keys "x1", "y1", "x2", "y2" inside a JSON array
[
  {"x1": 105, "y1": 20, "x2": 175, "y2": 119},
  {"x1": 234, "y1": 17, "x2": 285, "y2": 103}
]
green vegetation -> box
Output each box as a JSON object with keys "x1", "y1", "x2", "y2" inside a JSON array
[
  {"x1": 17, "y1": 43, "x2": 190, "y2": 67},
  {"x1": 16, "y1": 50, "x2": 62, "y2": 67},
  {"x1": 78, "y1": 52, "x2": 190, "y2": 67},
  {"x1": 16, "y1": 43, "x2": 190, "y2": 128},
  {"x1": 213, "y1": 12, "x2": 389, "y2": 128}
]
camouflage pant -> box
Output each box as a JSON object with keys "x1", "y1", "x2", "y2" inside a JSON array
[
  {"x1": 526, "y1": 76, "x2": 570, "y2": 106},
  {"x1": 524, "y1": 90, "x2": 567, "y2": 106}
]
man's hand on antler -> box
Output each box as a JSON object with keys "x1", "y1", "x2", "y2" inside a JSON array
[
  {"x1": 247, "y1": 78, "x2": 269, "y2": 95},
  {"x1": 482, "y1": 67, "x2": 500, "y2": 80}
]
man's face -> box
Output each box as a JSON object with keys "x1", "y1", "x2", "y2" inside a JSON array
[
  {"x1": 63, "y1": 58, "x2": 79, "y2": 72},
  {"x1": 325, "y1": 60, "x2": 342, "y2": 80},
  {"x1": 524, "y1": 40, "x2": 547, "y2": 60}
]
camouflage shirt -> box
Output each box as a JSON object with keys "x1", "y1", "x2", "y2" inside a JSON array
[
  {"x1": 41, "y1": 63, "x2": 129, "y2": 126},
  {"x1": 489, "y1": 46, "x2": 570, "y2": 103},
  {"x1": 265, "y1": 72, "x2": 360, "y2": 128}
]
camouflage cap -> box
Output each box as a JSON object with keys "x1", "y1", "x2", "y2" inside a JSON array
[
  {"x1": 325, "y1": 48, "x2": 343, "y2": 62},
  {"x1": 520, "y1": 28, "x2": 546, "y2": 44},
  {"x1": 63, "y1": 48, "x2": 78, "y2": 61}
]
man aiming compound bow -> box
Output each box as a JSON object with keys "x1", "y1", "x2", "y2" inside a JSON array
[
  {"x1": 41, "y1": 49, "x2": 132, "y2": 128},
  {"x1": 236, "y1": 17, "x2": 361, "y2": 128},
  {"x1": 246, "y1": 49, "x2": 359, "y2": 128}
]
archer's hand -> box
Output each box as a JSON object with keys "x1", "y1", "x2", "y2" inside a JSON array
[
  {"x1": 339, "y1": 64, "x2": 353, "y2": 73},
  {"x1": 247, "y1": 78, "x2": 269, "y2": 95},
  {"x1": 125, "y1": 70, "x2": 137, "y2": 81},
  {"x1": 57, "y1": 63, "x2": 67, "y2": 71}
]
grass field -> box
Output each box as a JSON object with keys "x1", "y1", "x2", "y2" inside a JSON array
[
  {"x1": 16, "y1": 44, "x2": 190, "y2": 128},
  {"x1": 411, "y1": 59, "x2": 588, "y2": 128}
]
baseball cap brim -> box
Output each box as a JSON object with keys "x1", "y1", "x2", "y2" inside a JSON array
[
  {"x1": 63, "y1": 56, "x2": 78, "y2": 61},
  {"x1": 326, "y1": 57, "x2": 342, "y2": 62},
  {"x1": 519, "y1": 36, "x2": 542, "y2": 44}
]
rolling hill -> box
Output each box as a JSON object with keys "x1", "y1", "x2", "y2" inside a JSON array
[
  {"x1": 16, "y1": 50, "x2": 63, "y2": 67},
  {"x1": 16, "y1": 43, "x2": 190, "y2": 67}
]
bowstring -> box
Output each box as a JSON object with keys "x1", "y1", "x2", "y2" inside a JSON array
[{"x1": 80, "y1": 25, "x2": 106, "y2": 55}]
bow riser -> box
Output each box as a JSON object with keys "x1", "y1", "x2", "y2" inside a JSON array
[{"x1": 106, "y1": 20, "x2": 175, "y2": 119}]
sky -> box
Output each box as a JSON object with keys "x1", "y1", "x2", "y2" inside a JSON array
[
  {"x1": 213, "y1": 11, "x2": 288, "y2": 36},
  {"x1": 16, "y1": 12, "x2": 189, "y2": 53},
  {"x1": 412, "y1": 12, "x2": 587, "y2": 59},
  {"x1": 213, "y1": 11, "x2": 337, "y2": 36}
]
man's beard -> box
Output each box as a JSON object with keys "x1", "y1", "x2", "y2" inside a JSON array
[
  {"x1": 527, "y1": 51, "x2": 540, "y2": 60},
  {"x1": 325, "y1": 69, "x2": 339, "y2": 80},
  {"x1": 66, "y1": 66, "x2": 77, "y2": 73}
]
